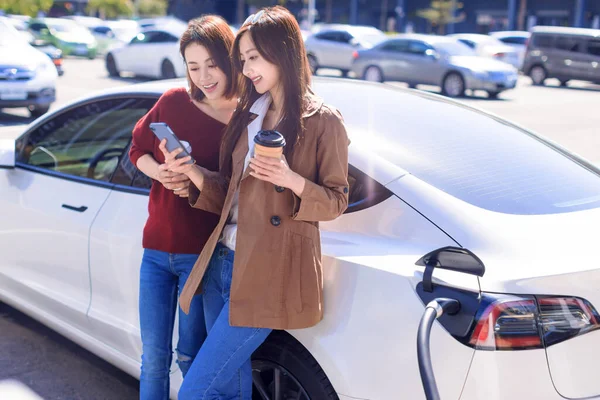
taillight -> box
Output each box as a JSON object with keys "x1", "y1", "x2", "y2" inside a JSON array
[
  {"x1": 53, "y1": 58, "x2": 62, "y2": 66},
  {"x1": 493, "y1": 52, "x2": 506, "y2": 59},
  {"x1": 352, "y1": 50, "x2": 359, "y2": 60},
  {"x1": 467, "y1": 294, "x2": 600, "y2": 351}
]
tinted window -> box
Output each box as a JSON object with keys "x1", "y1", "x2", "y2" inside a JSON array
[
  {"x1": 111, "y1": 142, "x2": 153, "y2": 189},
  {"x1": 555, "y1": 36, "x2": 581, "y2": 52},
  {"x1": 93, "y1": 26, "x2": 111, "y2": 34},
  {"x1": 29, "y1": 23, "x2": 45, "y2": 32},
  {"x1": 316, "y1": 31, "x2": 349, "y2": 43},
  {"x1": 458, "y1": 39, "x2": 476, "y2": 49},
  {"x1": 532, "y1": 34, "x2": 554, "y2": 48},
  {"x1": 314, "y1": 81, "x2": 600, "y2": 215},
  {"x1": 408, "y1": 41, "x2": 430, "y2": 55},
  {"x1": 586, "y1": 40, "x2": 600, "y2": 57},
  {"x1": 17, "y1": 98, "x2": 155, "y2": 182},
  {"x1": 130, "y1": 31, "x2": 156, "y2": 45},
  {"x1": 380, "y1": 40, "x2": 409, "y2": 53},
  {"x1": 153, "y1": 31, "x2": 178, "y2": 43},
  {"x1": 499, "y1": 36, "x2": 527, "y2": 45}
]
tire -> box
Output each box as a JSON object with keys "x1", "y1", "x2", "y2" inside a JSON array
[
  {"x1": 487, "y1": 91, "x2": 500, "y2": 99},
  {"x1": 442, "y1": 72, "x2": 465, "y2": 97},
  {"x1": 363, "y1": 65, "x2": 383, "y2": 82},
  {"x1": 307, "y1": 54, "x2": 318, "y2": 74},
  {"x1": 106, "y1": 53, "x2": 119, "y2": 77},
  {"x1": 529, "y1": 65, "x2": 547, "y2": 86},
  {"x1": 252, "y1": 331, "x2": 338, "y2": 400},
  {"x1": 161, "y1": 59, "x2": 176, "y2": 80},
  {"x1": 29, "y1": 105, "x2": 50, "y2": 118}
]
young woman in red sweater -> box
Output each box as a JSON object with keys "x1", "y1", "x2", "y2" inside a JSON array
[{"x1": 128, "y1": 16, "x2": 237, "y2": 400}]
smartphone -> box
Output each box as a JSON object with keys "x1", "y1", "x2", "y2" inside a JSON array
[{"x1": 149, "y1": 122, "x2": 195, "y2": 165}]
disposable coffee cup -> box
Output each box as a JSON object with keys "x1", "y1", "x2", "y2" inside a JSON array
[{"x1": 253, "y1": 130, "x2": 286, "y2": 159}]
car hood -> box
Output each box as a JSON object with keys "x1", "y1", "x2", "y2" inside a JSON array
[
  {"x1": 55, "y1": 31, "x2": 95, "y2": 45},
  {"x1": 449, "y1": 55, "x2": 516, "y2": 72},
  {"x1": 0, "y1": 44, "x2": 49, "y2": 68}
]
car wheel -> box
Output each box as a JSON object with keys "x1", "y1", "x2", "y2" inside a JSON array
[
  {"x1": 161, "y1": 59, "x2": 176, "y2": 80},
  {"x1": 363, "y1": 65, "x2": 383, "y2": 82},
  {"x1": 106, "y1": 54, "x2": 119, "y2": 77},
  {"x1": 28, "y1": 105, "x2": 50, "y2": 118},
  {"x1": 252, "y1": 331, "x2": 338, "y2": 400},
  {"x1": 442, "y1": 72, "x2": 465, "y2": 97},
  {"x1": 487, "y1": 91, "x2": 501, "y2": 99},
  {"x1": 307, "y1": 54, "x2": 318, "y2": 74},
  {"x1": 529, "y1": 65, "x2": 547, "y2": 86}
]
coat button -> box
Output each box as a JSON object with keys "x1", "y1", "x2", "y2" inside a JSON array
[
  {"x1": 270, "y1": 216, "x2": 281, "y2": 227},
  {"x1": 343, "y1": 187, "x2": 349, "y2": 194},
  {"x1": 275, "y1": 185, "x2": 285, "y2": 193}
]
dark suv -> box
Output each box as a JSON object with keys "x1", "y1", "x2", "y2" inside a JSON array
[{"x1": 522, "y1": 26, "x2": 600, "y2": 86}]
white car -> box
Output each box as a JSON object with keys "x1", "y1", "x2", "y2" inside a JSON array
[
  {"x1": 304, "y1": 24, "x2": 387, "y2": 75},
  {"x1": 105, "y1": 23, "x2": 186, "y2": 80},
  {"x1": 449, "y1": 33, "x2": 521, "y2": 69},
  {"x1": 0, "y1": 18, "x2": 57, "y2": 117},
  {"x1": 490, "y1": 31, "x2": 531, "y2": 68},
  {"x1": 1, "y1": 77, "x2": 600, "y2": 400},
  {"x1": 91, "y1": 20, "x2": 139, "y2": 55}
]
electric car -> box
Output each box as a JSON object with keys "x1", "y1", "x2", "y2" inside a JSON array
[{"x1": 1, "y1": 77, "x2": 599, "y2": 399}]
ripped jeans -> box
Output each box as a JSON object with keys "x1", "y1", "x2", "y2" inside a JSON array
[{"x1": 139, "y1": 249, "x2": 207, "y2": 400}]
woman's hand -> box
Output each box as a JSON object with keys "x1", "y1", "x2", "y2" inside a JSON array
[
  {"x1": 156, "y1": 163, "x2": 190, "y2": 197},
  {"x1": 158, "y1": 139, "x2": 195, "y2": 175},
  {"x1": 249, "y1": 155, "x2": 305, "y2": 196}
]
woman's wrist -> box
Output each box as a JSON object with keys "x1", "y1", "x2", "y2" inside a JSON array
[{"x1": 290, "y1": 173, "x2": 306, "y2": 197}]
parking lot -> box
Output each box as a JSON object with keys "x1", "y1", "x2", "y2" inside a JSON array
[{"x1": 1, "y1": 56, "x2": 600, "y2": 399}]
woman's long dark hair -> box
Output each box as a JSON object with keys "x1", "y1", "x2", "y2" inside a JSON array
[{"x1": 220, "y1": 6, "x2": 312, "y2": 177}]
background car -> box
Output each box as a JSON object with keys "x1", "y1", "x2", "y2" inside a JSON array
[
  {"x1": 0, "y1": 18, "x2": 57, "y2": 117},
  {"x1": 28, "y1": 18, "x2": 98, "y2": 59},
  {"x1": 105, "y1": 22, "x2": 187, "y2": 80},
  {"x1": 489, "y1": 30, "x2": 531, "y2": 67},
  {"x1": 304, "y1": 24, "x2": 387, "y2": 75},
  {"x1": 2, "y1": 77, "x2": 600, "y2": 400},
  {"x1": 522, "y1": 26, "x2": 600, "y2": 86},
  {"x1": 448, "y1": 33, "x2": 521, "y2": 69},
  {"x1": 352, "y1": 34, "x2": 518, "y2": 98},
  {"x1": 90, "y1": 20, "x2": 139, "y2": 55}
]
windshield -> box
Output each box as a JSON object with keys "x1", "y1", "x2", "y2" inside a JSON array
[
  {"x1": 313, "y1": 79, "x2": 600, "y2": 215},
  {"x1": 433, "y1": 41, "x2": 476, "y2": 56},
  {"x1": 48, "y1": 21, "x2": 89, "y2": 36}
]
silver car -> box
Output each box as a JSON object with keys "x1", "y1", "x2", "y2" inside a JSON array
[
  {"x1": 304, "y1": 24, "x2": 387, "y2": 75},
  {"x1": 351, "y1": 34, "x2": 519, "y2": 98}
]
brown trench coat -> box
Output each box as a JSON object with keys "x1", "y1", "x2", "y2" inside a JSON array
[{"x1": 179, "y1": 93, "x2": 349, "y2": 330}]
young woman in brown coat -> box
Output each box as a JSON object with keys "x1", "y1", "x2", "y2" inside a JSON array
[{"x1": 161, "y1": 6, "x2": 349, "y2": 399}]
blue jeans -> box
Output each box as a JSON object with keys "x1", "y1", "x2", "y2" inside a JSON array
[
  {"x1": 139, "y1": 249, "x2": 207, "y2": 400},
  {"x1": 178, "y1": 244, "x2": 272, "y2": 400}
]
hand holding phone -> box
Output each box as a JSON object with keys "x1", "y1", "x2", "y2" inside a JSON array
[{"x1": 149, "y1": 122, "x2": 195, "y2": 165}]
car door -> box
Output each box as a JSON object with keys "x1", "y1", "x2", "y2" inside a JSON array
[
  {"x1": 582, "y1": 38, "x2": 600, "y2": 82},
  {"x1": 144, "y1": 31, "x2": 182, "y2": 78},
  {"x1": 554, "y1": 35, "x2": 589, "y2": 80},
  {"x1": 117, "y1": 31, "x2": 158, "y2": 76},
  {"x1": 403, "y1": 40, "x2": 444, "y2": 85},
  {"x1": 0, "y1": 97, "x2": 146, "y2": 335},
  {"x1": 376, "y1": 39, "x2": 411, "y2": 81}
]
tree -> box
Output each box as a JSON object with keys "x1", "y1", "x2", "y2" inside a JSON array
[
  {"x1": 0, "y1": 0, "x2": 53, "y2": 17},
  {"x1": 416, "y1": 0, "x2": 465, "y2": 34},
  {"x1": 87, "y1": 0, "x2": 134, "y2": 18},
  {"x1": 137, "y1": 0, "x2": 167, "y2": 17}
]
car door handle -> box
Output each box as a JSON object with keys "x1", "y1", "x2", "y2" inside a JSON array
[{"x1": 62, "y1": 204, "x2": 88, "y2": 213}]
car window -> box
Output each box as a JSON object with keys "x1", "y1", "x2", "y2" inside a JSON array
[
  {"x1": 16, "y1": 97, "x2": 156, "y2": 183},
  {"x1": 93, "y1": 26, "x2": 111, "y2": 35},
  {"x1": 111, "y1": 142, "x2": 153, "y2": 190},
  {"x1": 457, "y1": 39, "x2": 476, "y2": 49},
  {"x1": 499, "y1": 36, "x2": 528, "y2": 45},
  {"x1": 346, "y1": 164, "x2": 393, "y2": 213},
  {"x1": 314, "y1": 80, "x2": 600, "y2": 215},
  {"x1": 315, "y1": 31, "x2": 338, "y2": 42},
  {"x1": 380, "y1": 40, "x2": 409, "y2": 53},
  {"x1": 152, "y1": 31, "x2": 179, "y2": 43},
  {"x1": 408, "y1": 41, "x2": 430, "y2": 55},
  {"x1": 532, "y1": 34, "x2": 554, "y2": 48},
  {"x1": 586, "y1": 40, "x2": 600, "y2": 57},
  {"x1": 555, "y1": 36, "x2": 582, "y2": 52},
  {"x1": 130, "y1": 31, "x2": 157, "y2": 45},
  {"x1": 29, "y1": 22, "x2": 46, "y2": 32}
]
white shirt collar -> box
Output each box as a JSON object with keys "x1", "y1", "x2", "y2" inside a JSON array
[{"x1": 249, "y1": 93, "x2": 272, "y2": 117}]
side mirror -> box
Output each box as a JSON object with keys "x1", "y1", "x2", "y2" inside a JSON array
[
  {"x1": 349, "y1": 38, "x2": 360, "y2": 47},
  {"x1": 0, "y1": 137, "x2": 16, "y2": 169},
  {"x1": 425, "y1": 49, "x2": 439, "y2": 60},
  {"x1": 40, "y1": 28, "x2": 50, "y2": 36},
  {"x1": 31, "y1": 39, "x2": 49, "y2": 47},
  {"x1": 415, "y1": 246, "x2": 485, "y2": 292}
]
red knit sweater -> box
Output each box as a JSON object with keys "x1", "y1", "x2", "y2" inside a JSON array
[{"x1": 129, "y1": 87, "x2": 224, "y2": 254}]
